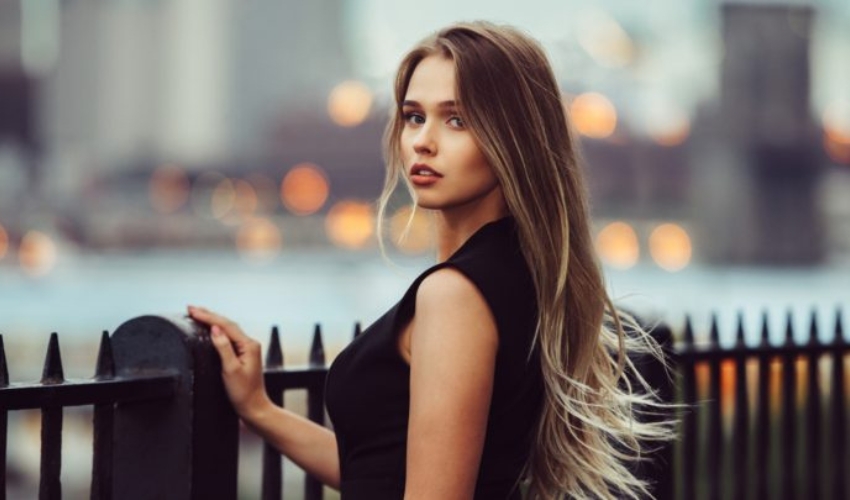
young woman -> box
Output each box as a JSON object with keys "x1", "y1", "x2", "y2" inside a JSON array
[{"x1": 188, "y1": 21, "x2": 670, "y2": 499}]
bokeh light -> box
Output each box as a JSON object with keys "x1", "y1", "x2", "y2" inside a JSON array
[
  {"x1": 570, "y1": 93, "x2": 617, "y2": 139},
  {"x1": 0, "y1": 223, "x2": 8, "y2": 260},
  {"x1": 824, "y1": 133, "x2": 850, "y2": 165},
  {"x1": 281, "y1": 163, "x2": 330, "y2": 215},
  {"x1": 390, "y1": 206, "x2": 433, "y2": 254},
  {"x1": 149, "y1": 164, "x2": 190, "y2": 214},
  {"x1": 191, "y1": 171, "x2": 227, "y2": 218},
  {"x1": 595, "y1": 221, "x2": 639, "y2": 269},
  {"x1": 650, "y1": 120, "x2": 691, "y2": 147},
  {"x1": 246, "y1": 173, "x2": 279, "y2": 213},
  {"x1": 576, "y1": 9, "x2": 635, "y2": 68},
  {"x1": 328, "y1": 80, "x2": 373, "y2": 127},
  {"x1": 649, "y1": 223, "x2": 692, "y2": 272},
  {"x1": 233, "y1": 179, "x2": 259, "y2": 216},
  {"x1": 19, "y1": 231, "x2": 58, "y2": 277},
  {"x1": 325, "y1": 200, "x2": 374, "y2": 249},
  {"x1": 236, "y1": 217, "x2": 282, "y2": 261},
  {"x1": 211, "y1": 178, "x2": 236, "y2": 219},
  {"x1": 823, "y1": 104, "x2": 850, "y2": 165}
]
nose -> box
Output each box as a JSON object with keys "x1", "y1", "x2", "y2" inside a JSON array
[{"x1": 412, "y1": 123, "x2": 436, "y2": 156}]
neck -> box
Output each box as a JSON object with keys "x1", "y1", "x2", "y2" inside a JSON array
[{"x1": 432, "y1": 197, "x2": 509, "y2": 262}]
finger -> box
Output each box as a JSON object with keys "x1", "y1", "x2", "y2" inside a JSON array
[
  {"x1": 187, "y1": 306, "x2": 230, "y2": 325},
  {"x1": 209, "y1": 325, "x2": 240, "y2": 372},
  {"x1": 188, "y1": 307, "x2": 251, "y2": 342}
]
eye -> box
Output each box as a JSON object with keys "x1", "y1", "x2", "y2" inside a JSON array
[
  {"x1": 402, "y1": 112, "x2": 425, "y2": 125},
  {"x1": 448, "y1": 116, "x2": 465, "y2": 128}
]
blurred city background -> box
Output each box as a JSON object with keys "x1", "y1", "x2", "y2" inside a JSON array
[{"x1": 0, "y1": 0, "x2": 848, "y2": 496}]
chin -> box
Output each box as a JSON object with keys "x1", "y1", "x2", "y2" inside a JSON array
[{"x1": 413, "y1": 199, "x2": 444, "y2": 210}]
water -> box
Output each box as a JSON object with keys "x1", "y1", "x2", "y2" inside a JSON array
[{"x1": 1, "y1": 249, "x2": 848, "y2": 377}]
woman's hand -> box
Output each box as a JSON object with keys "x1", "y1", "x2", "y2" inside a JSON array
[
  {"x1": 187, "y1": 306, "x2": 342, "y2": 489},
  {"x1": 186, "y1": 305, "x2": 272, "y2": 422}
]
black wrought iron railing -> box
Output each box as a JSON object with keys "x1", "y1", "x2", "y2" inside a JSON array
[
  {"x1": 1, "y1": 309, "x2": 847, "y2": 499},
  {"x1": 672, "y1": 310, "x2": 848, "y2": 500}
]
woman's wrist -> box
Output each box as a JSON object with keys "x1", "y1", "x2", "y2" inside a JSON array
[{"x1": 237, "y1": 391, "x2": 275, "y2": 426}]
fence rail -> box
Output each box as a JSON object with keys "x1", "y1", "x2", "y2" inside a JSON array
[
  {"x1": 1, "y1": 309, "x2": 847, "y2": 499},
  {"x1": 672, "y1": 309, "x2": 848, "y2": 500}
]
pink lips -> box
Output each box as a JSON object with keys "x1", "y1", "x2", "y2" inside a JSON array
[{"x1": 409, "y1": 163, "x2": 442, "y2": 186}]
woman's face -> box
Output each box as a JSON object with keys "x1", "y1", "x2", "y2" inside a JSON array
[{"x1": 399, "y1": 56, "x2": 503, "y2": 215}]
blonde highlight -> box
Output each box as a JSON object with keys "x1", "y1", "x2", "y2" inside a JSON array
[{"x1": 379, "y1": 21, "x2": 674, "y2": 499}]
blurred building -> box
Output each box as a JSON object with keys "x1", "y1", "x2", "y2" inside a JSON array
[
  {"x1": 692, "y1": 4, "x2": 825, "y2": 264},
  {"x1": 0, "y1": 0, "x2": 848, "y2": 265}
]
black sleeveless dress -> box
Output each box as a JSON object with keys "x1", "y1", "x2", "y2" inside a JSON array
[{"x1": 325, "y1": 216, "x2": 544, "y2": 499}]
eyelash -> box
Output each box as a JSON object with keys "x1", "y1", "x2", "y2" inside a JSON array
[{"x1": 402, "y1": 112, "x2": 464, "y2": 128}]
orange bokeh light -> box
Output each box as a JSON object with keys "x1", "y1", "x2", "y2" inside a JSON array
[
  {"x1": 149, "y1": 164, "x2": 190, "y2": 214},
  {"x1": 0, "y1": 223, "x2": 8, "y2": 260},
  {"x1": 822, "y1": 103, "x2": 850, "y2": 165},
  {"x1": 236, "y1": 217, "x2": 282, "y2": 261},
  {"x1": 191, "y1": 171, "x2": 227, "y2": 218},
  {"x1": 19, "y1": 230, "x2": 57, "y2": 277},
  {"x1": 390, "y1": 206, "x2": 433, "y2": 254},
  {"x1": 325, "y1": 201, "x2": 374, "y2": 249},
  {"x1": 211, "y1": 178, "x2": 236, "y2": 219},
  {"x1": 649, "y1": 223, "x2": 692, "y2": 272},
  {"x1": 650, "y1": 120, "x2": 691, "y2": 147},
  {"x1": 281, "y1": 164, "x2": 330, "y2": 216},
  {"x1": 570, "y1": 92, "x2": 617, "y2": 139},
  {"x1": 328, "y1": 81, "x2": 373, "y2": 127},
  {"x1": 233, "y1": 180, "x2": 259, "y2": 216},
  {"x1": 824, "y1": 132, "x2": 850, "y2": 165},
  {"x1": 595, "y1": 221, "x2": 639, "y2": 269},
  {"x1": 246, "y1": 173, "x2": 279, "y2": 213}
]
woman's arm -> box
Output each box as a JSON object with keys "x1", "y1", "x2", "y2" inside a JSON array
[
  {"x1": 187, "y1": 306, "x2": 341, "y2": 489},
  {"x1": 401, "y1": 269, "x2": 499, "y2": 500}
]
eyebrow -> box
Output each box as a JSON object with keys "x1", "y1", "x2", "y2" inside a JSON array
[{"x1": 401, "y1": 100, "x2": 458, "y2": 109}]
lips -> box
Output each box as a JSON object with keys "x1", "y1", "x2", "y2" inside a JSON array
[
  {"x1": 409, "y1": 163, "x2": 443, "y2": 178},
  {"x1": 409, "y1": 163, "x2": 442, "y2": 187}
]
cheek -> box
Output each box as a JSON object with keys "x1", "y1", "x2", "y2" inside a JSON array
[{"x1": 458, "y1": 141, "x2": 491, "y2": 176}]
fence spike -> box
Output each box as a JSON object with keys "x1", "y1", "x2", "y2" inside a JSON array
[
  {"x1": 735, "y1": 311, "x2": 746, "y2": 346},
  {"x1": 835, "y1": 307, "x2": 845, "y2": 343},
  {"x1": 310, "y1": 324, "x2": 325, "y2": 367},
  {"x1": 760, "y1": 310, "x2": 770, "y2": 346},
  {"x1": 266, "y1": 326, "x2": 283, "y2": 369},
  {"x1": 0, "y1": 335, "x2": 8, "y2": 387},
  {"x1": 41, "y1": 332, "x2": 65, "y2": 384},
  {"x1": 807, "y1": 308, "x2": 819, "y2": 346},
  {"x1": 94, "y1": 330, "x2": 115, "y2": 380},
  {"x1": 784, "y1": 309, "x2": 795, "y2": 346},
  {"x1": 709, "y1": 312, "x2": 720, "y2": 346},
  {"x1": 683, "y1": 315, "x2": 694, "y2": 346},
  {"x1": 353, "y1": 322, "x2": 362, "y2": 339}
]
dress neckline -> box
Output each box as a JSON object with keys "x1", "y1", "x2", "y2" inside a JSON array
[{"x1": 442, "y1": 215, "x2": 514, "y2": 263}]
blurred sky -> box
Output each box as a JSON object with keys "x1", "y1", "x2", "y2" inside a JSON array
[
  {"x1": 1, "y1": 0, "x2": 849, "y2": 357},
  {"x1": 345, "y1": 0, "x2": 850, "y2": 119}
]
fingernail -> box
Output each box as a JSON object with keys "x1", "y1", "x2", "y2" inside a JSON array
[{"x1": 211, "y1": 325, "x2": 220, "y2": 336}]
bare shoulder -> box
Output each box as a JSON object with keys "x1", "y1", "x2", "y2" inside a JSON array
[
  {"x1": 414, "y1": 266, "x2": 498, "y2": 346},
  {"x1": 397, "y1": 266, "x2": 498, "y2": 364},
  {"x1": 416, "y1": 266, "x2": 484, "y2": 307}
]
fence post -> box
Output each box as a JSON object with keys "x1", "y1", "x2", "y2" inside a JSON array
[
  {"x1": 625, "y1": 318, "x2": 675, "y2": 500},
  {"x1": 110, "y1": 315, "x2": 238, "y2": 500},
  {"x1": 644, "y1": 323, "x2": 675, "y2": 500}
]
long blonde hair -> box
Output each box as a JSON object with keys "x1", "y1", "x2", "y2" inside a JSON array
[{"x1": 378, "y1": 21, "x2": 673, "y2": 499}]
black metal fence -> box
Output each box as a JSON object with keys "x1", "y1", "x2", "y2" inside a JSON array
[
  {"x1": 1, "y1": 310, "x2": 847, "y2": 499},
  {"x1": 672, "y1": 310, "x2": 848, "y2": 500},
  {"x1": 0, "y1": 315, "x2": 342, "y2": 500}
]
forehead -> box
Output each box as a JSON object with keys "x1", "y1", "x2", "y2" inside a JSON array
[{"x1": 403, "y1": 56, "x2": 457, "y2": 103}]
